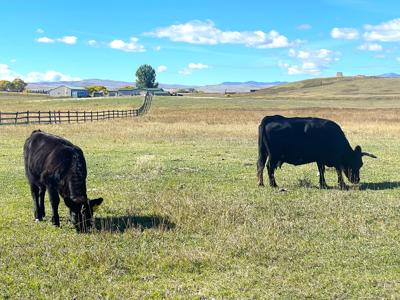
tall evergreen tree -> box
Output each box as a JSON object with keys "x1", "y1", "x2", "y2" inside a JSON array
[{"x1": 135, "y1": 64, "x2": 158, "y2": 88}]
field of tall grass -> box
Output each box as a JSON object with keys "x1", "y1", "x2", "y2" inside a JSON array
[{"x1": 1, "y1": 94, "x2": 400, "y2": 298}]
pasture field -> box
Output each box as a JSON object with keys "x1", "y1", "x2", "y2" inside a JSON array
[{"x1": 1, "y1": 94, "x2": 400, "y2": 298}]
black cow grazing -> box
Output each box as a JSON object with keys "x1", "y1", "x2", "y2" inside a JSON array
[
  {"x1": 24, "y1": 130, "x2": 103, "y2": 232},
  {"x1": 257, "y1": 115, "x2": 377, "y2": 190}
]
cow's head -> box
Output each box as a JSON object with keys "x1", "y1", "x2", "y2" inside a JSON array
[
  {"x1": 65, "y1": 197, "x2": 103, "y2": 233},
  {"x1": 344, "y1": 145, "x2": 377, "y2": 184}
]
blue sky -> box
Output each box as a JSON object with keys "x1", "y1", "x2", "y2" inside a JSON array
[{"x1": 0, "y1": 0, "x2": 399, "y2": 85}]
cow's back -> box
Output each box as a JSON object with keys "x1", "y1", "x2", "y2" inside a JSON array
[{"x1": 24, "y1": 130, "x2": 78, "y2": 185}]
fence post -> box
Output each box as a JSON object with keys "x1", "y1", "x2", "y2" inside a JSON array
[
  {"x1": 15, "y1": 112, "x2": 18, "y2": 124},
  {"x1": 38, "y1": 111, "x2": 41, "y2": 124},
  {"x1": 49, "y1": 111, "x2": 52, "y2": 124},
  {"x1": 68, "y1": 111, "x2": 70, "y2": 123},
  {"x1": 76, "y1": 111, "x2": 78, "y2": 123},
  {"x1": 27, "y1": 111, "x2": 30, "y2": 124},
  {"x1": 84, "y1": 111, "x2": 86, "y2": 122},
  {"x1": 0, "y1": 111, "x2": 2, "y2": 125},
  {"x1": 58, "y1": 111, "x2": 61, "y2": 123},
  {"x1": 91, "y1": 111, "x2": 93, "y2": 122}
]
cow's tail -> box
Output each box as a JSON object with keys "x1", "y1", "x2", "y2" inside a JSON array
[{"x1": 257, "y1": 121, "x2": 269, "y2": 186}]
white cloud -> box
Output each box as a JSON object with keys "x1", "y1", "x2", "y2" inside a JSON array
[
  {"x1": 10, "y1": 59, "x2": 17, "y2": 63},
  {"x1": 0, "y1": 64, "x2": 22, "y2": 81},
  {"x1": 297, "y1": 50, "x2": 311, "y2": 59},
  {"x1": 364, "y1": 18, "x2": 400, "y2": 42},
  {"x1": 358, "y1": 43, "x2": 383, "y2": 51},
  {"x1": 397, "y1": 57, "x2": 400, "y2": 63},
  {"x1": 297, "y1": 24, "x2": 312, "y2": 30},
  {"x1": 188, "y1": 63, "x2": 209, "y2": 69},
  {"x1": 36, "y1": 28, "x2": 44, "y2": 33},
  {"x1": 109, "y1": 37, "x2": 145, "y2": 52},
  {"x1": 36, "y1": 35, "x2": 77, "y2": 45},
  {"x1": 179, "y1": 62, "x2": 209, "y2": 75},
  {"x1": 154, "y1": 45, "x2": 161, "y2": 51},
  {"x1": 280, "y1": 48, "x2": 339, "y2": 75},
  {"x1": 156, "y1": 65, "x2": 167, "y2": 73},
  {"x1": 0, "y1": 63, "x2": 80, "y2": 82},
  {"x1": 147, "y1": 20, "x2": 289, "y2": 48},
  {"x1": 57, "y1": 36, "x2": 77, "y2": 45},
  {"x1": 24, "y1": 70, "x2": 81, "y2": 82},
  {"x1": 36, "y1": 36, "x2": 55, "y2": 43},
  {"x1": 331, "y1": 27, "x2": 359, "y2": 39},
  {"x1": 88, "y1": 39, "x2": 97, "y2": 46}
]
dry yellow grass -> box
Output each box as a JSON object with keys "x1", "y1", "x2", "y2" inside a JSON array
[{"x1": 1, "y1": 94, "x2": 400, "y2": 298}]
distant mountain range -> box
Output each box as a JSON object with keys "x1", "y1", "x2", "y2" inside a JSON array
[
  {"x1": 26, "y1": 79, "x2": 287, "y2": 93},
  {"x1": 27, "y1": 79, "x2": 134, "y2": 90},
  {"x1": 378, "y1": 73, "x2": 400, "y2": 78},
  {"x1": 26, "y1": 74, "x2": 400, "y2": 93}
]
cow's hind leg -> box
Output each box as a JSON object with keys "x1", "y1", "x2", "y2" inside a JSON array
[
  {"x1": 48, "y1": 187, "x2": 60, "y2": 226},
  {"x1": 317, "y1": 163, "x2": 328, "y2": 189},
  {"x1": 257, "y1": 152, "x2": 268, "y2": 186},
  {"x1": 267, "y1": 156, "x2": 278, "y2": 188},
  {"x1": 39, "y1": 186, "x2": 46, "y2": 218},
  {"x1": 30, "y1": 183, "x2": 42, "y2": 221}
]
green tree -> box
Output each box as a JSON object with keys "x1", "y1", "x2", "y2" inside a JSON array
[
  {"x1": 135, "y1": 64, "x2": 158, "y2": 89},
  {"x1": 85, "y1": 85, "x2": 108, "y2": 96},
  {"x1": 10, "y1": 78, "x2": 27, "y2": 92},
  {"x1": 0, "y1": 80, "x2": 11, "y2": 91}
]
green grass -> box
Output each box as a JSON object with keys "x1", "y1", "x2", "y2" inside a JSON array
[{"x1": 1, "y1": 93, "x2": 400, "y2": 298}]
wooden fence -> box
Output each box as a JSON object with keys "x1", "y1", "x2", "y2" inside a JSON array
[{"x1": 0, "y1": 93, "x2": 152, "y2": 126}]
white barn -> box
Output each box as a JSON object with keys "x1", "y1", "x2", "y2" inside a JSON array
[{"x1": 48, "y1": 86, "x2": 89, "y2": 98}]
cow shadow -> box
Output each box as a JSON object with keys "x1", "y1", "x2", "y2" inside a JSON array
[
  {"x1": 94, "y1": 215, "x2": 175, "y2": 233},
  {"x1": 359, "y1": 181, "x2": 400, "y2": 190}
]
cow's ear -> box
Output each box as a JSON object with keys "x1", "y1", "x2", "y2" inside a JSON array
[
  {"x1": 354, "y1": 145, "x2": 362, "y2": 154},
  {"x1": 89, "y1": 198, "x2": 103, "y2": 212}
]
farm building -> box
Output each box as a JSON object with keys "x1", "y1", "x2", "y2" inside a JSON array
[
  {"x1": 92, "y1": 91, "x2": 105, "y2": 97},
  {"x1": 48, "y1": 86, "x2": 89, "y2": 98},
  {"x1": 144, "y1": 88, "x2": 170, "y2": 96},
  {"x1": 108, "y1": 90, "x2": 117, "y2": 96},
  {"x1": 117, "y1": 88, "x2": 141, "y2": 96},
  {"x1": 116, "y1": 87, "x2": 170, "y2": 96}
]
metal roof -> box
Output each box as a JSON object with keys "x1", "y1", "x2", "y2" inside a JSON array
[{"x1": 49, "y1": 85, "x2": 88, "y2": 91}]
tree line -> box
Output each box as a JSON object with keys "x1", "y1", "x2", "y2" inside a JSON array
[
  {"x1": 0, "y1": 64, "x2": 159, "y2": 94},
  {"x1": 0, "y1": 78, "x2": 27, "y2": 92}
]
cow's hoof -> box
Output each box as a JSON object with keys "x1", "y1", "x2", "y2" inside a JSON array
[
  {"x1": 258, "y1": 183, "x2": 264, "y2": 187},
  {"x1": 35, "y1": 218, "x2": 42, "y2": 223},
  {"x1": 340, "y1": 184, "x2": 349, "y2": 191},
  {"x1": 51, "y1": 217, "x2": 60, "y2": 227},
  {"x1": 320, "y1": 184, "x2": 329, "y2": 189}
]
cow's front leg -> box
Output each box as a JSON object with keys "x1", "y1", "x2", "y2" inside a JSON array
[
  {"x1": 48, "y1": 187, "x2": 60, "y2": 226},
  {"x1": 317, "y1": 163, "x2": 328, "y2": 189},
  {"x1": 336, "y1": 168, "x2": 348, "y2": 190},
  {"x1": 30, "y1": 183, "x2": 42, "y2": 221}
]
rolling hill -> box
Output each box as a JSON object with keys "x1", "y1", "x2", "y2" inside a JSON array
[{"x1": 254, "y1": 76, "x2": 400, "y2": 98}]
